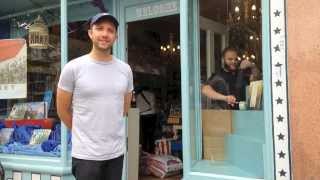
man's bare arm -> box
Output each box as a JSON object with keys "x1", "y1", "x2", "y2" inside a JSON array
[
  {"x1": 201, "y1": 85, "x2": 236, "y2": 105},
  {"x1": 124, "y1": 92, "x2": 133, "y2": 116},
  {"x1": 56, "y1": 88, "x2": 73, "y2": 129}
]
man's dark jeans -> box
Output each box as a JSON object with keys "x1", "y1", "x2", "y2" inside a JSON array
[{"x1": 72, "y1": 155, "x2": 124, "y2": 180}]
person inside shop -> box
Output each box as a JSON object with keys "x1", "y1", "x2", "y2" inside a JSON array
[
  {"x1": 56, "y1": 13, "x2": 133, "y2": 180},
  {"x1": 133, "y1": 85, "x2": 160, "y2": 153},
  {"x1": 201, "y1": 47, "x2": 261, "y2": 109}
]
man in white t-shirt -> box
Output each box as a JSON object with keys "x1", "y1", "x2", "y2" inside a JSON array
[{"x1": 56, "y1": 13, "x2": 133, "y2": 180}]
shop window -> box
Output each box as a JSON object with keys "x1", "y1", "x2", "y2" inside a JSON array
[
  {"x1": 0, "y1": 6, "x2": 65, "y2": 157},
  {"x1": 197, "y1": 0, "x2": 264, "y2": 178},
  {"x1": 0, "y1": 0, "x2": 105, "y2": 158}
]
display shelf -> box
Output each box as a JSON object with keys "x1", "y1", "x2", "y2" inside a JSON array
[{"x1": 3, "y1": 118, "x2": 54, "y2": 129}]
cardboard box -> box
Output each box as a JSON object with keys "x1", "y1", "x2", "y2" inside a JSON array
[
  {"x1": 202, "y1": 110, "x2": 232, "y2": 136},
  {"x1": 202, "y1": 110, "x2": 232, "y2": 161}
]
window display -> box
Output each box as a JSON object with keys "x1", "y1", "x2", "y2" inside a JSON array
[{"x1": 0, "y1": 13, "x2": 64, "y2": 157}]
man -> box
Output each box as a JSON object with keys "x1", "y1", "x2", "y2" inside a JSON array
[
  {"x1": 56, "y1": 13, "x2": 133, "y2": 180},
  {"x1": 202, "y1": 47, "x2": 260, "y2": 109}
]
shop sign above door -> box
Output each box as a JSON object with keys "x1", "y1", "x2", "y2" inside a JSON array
[{"x1": 126, "y1": 0, "x2": 179, "y2": 22}]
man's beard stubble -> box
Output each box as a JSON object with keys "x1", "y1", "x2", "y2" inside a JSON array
[
  {"x1": 93, "y1": 43, "x2": 112, "y2": 54},
  {"x1": 224, "y1": 62, "x2": 237, "y2": 72}
]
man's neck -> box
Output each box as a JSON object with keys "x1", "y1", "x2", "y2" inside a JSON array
[{"x1": 89, "y1": 48, "x2": 113, "y2": 61}]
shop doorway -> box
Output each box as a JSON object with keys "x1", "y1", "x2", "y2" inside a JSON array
[{"x1": 126, "y1": 15, "x2": 183, "y2": 180}]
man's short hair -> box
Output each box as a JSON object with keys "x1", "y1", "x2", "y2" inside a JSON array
[{"x1": 222, "y1": 47, "x2": 238, "y2": 57}]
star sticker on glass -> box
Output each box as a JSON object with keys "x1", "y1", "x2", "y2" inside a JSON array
[
  {"x1": 279, "y1": 169, "x2": 287, "y2": 176},
  {"x1": 275, "y1": 80, "x2": 282, "y2": 87},
  {"x1": 275, "y1": 62, "x2": 282, "y2": 67},
  {"x1": 277, "y1": 133, "x2": 285, "y2": 140},
  {"x1": 274, "y1": 45, "x2": 280, "y2": 52},
  {"x1": 276, "y1": 97, "x2": 283, "y2": 104},
  {"x1": 278, "y1": 151, "x2": 286, "y2": 158},
  {"x1": 277, "y1": 115, "x2": 284, "y2": 122},
  {"x1": 274, "y1": 10, "x2": 281, "y2": 17},
  {"x1": 274, "y1": 27, "x2": 281, "y2": 34}
]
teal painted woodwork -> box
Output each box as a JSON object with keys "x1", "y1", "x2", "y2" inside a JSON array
[
  {"x1": 232, "y1": 111, "x2": 265, "y2": 141},
  {"x1": 191, "y1": 161, "x2": 262, "y2": 179},
  {"x1": 22, "y1": 172, "x2": 31, "y2": 180},
  {"x1": 261, "y1": 0, "x2": 275, "y2": 179},
  {"x1": 225, "y1": 111, "x2": 265, "y2": 178},
  {"x1": 115, "y1": 1, "x2": 181, "y2": 180},
  {"x1": 180, "y1": 0, "x2": 194, "y2": 175},
  {"x1": 3, "y1": 170, "x2": 72, "y2": 180},
  {"x1": 226, "y1": 135, "x2": 264, "y2": 178},
  {"x1": 4, "y1": 170, "x2": 12, "y2": 180}
]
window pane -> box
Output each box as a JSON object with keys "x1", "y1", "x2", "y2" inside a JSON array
[
  {"x1": 198, "y1": 0, "x2": 264, "y2": 178},
  {"x1": 0, "y1": 1, "x2": 63, "y2": 157}
]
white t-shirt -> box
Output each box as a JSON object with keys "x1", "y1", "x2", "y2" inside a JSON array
[{"x1": 58, "y1": 55, "x2": 133, "y2": 161}]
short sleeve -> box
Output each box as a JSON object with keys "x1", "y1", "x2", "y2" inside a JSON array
[
  {"x1": 58, "y1": 63, "x2": 75, "y2": 93},
  {"x1": 127, "y1": 66, "x2": 134, "y2": 93},
  {"x1": 204, "y1": 73, "x2": 220, "y2": 86},
  {"x1": 204, "y1": 74, "x2": 228, "y2": 95}
]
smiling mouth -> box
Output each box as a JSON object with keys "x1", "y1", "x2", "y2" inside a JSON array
[{"x1": 99, "y1": 41, "x2": 110, "y2": 44}]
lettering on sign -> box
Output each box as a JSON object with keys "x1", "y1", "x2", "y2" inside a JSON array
[{"x1": 136, "y1": 1, "x2": 178, "y2": 18}]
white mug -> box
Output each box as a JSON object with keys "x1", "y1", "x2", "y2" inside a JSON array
[{"x1": 239, "y1": 101, "x2": 247, "y2": 110}]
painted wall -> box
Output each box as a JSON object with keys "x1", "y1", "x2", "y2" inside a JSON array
[{"x1": 288, "y1": 0, "x2": 320, "y2": 179}]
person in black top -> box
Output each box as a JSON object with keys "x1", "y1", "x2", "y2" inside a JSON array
[{"x1": 202, "y1": 47, "x2": 261, "y2": 109}]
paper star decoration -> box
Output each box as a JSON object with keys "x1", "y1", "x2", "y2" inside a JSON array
[
  {"x1": 274, "y1": 45, "x2": 280, "y2": 52},
  {"x1": 278, "y1": 151, "x2": 286, "y2": 158},
  {"x1": 278, "y1": 133, "x2": 285, "y2": 140},
  {"x1": 276, "y1": 97, "x2": 283, "y2": 104},
  {"x1": 277, "y1": 115, "x2": 284, "y2": 122},
  {"x1": 279, "y1": 169, "x2": 287, "y2": 176},
  {"x1": 274, "y1": 10, "x2": 281, "y2": 17},
  {"x1": 275, "y1": 62, "x2": 282, "y2": 67},
  {"x1": 275, "y1": 80, "x2": 282, "y2": 87},
  {"x1": 274, "y1": 27, "x2": 281, "y2": 34}
]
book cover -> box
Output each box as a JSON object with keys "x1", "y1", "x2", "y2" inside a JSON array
[{"x1": 7, "y1": 102, "x2": 47, "y2": 120}]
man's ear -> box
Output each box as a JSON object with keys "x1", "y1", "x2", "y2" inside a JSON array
[{"x1": 88, "y1": 29, "x2": 92, "y2": 39}]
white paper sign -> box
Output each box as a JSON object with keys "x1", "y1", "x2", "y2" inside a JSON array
[{"x1": 0, "y1": 39, "x2": 27, "y2": 99}]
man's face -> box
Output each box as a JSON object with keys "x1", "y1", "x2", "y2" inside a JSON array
[
  {"x1": 88, "y1": 20, "x2": 117, "y2": 51},
  {"x1": 223, "y1": 50, "x2": 238, "y2": 71}
]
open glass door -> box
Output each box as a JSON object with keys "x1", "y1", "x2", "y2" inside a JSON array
[
  {"x1": 180, "y1": 0, "x2": 202, "y2": 173},
  {"x1": 121, "y1": 1, "x2": 182, "y2": 180}
]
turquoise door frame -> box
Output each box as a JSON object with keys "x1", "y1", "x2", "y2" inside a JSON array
[
  {"x1": 112, "y1": 1, "x2": 180, "y2": 180},
  {"x1": 113, "y1": 0, "x2": 180, "y2": 61},
  {"x1": 180, "y1": 0, "x2": 277, "y2": 180}
]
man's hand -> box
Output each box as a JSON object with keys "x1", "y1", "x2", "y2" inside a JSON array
[
  {"x1": 239, "y1": 59, "x2": 254, "y2": 70},
  {"x1": 224, "y1": 95, "x2": 236, "y2": 106}
]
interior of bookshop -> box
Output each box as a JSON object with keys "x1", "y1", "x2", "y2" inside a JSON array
[{"x1": 0, "y1": 0, "x2": 263, "y2": 179}]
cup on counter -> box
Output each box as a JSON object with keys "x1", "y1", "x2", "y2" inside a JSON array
[{"x1": 239, "y1": 101, "x2": 247, "y2": 110}]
